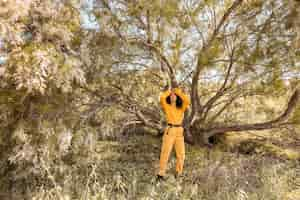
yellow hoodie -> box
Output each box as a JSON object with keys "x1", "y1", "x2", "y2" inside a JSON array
[{"x1": 159, "y1": 87, "x2": 190, "y2": 125}]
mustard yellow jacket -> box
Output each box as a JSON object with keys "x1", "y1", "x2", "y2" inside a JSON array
[{"x1": 159, "y1": 87, "x2": 190, "y2": 125}]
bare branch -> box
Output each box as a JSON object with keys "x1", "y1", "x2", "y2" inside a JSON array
[
  {"x1": 201, "y1": 47, "x2": 236, "y2": 122},
  {"x1": 189, "y1": 0, "x2": 244, "y2": 125},
  {"x1": 208, "y1": 92, "x2": 242, "y2": 123},
  {"x1": 203, "y1": 89, "x2": 300, "y2": 137},
  {"x1": 110, "y1": 83, "x2": 162, "y2": 125},
  {"x1": 127, "y1": 38, "x2": 176, "y2": 84}
]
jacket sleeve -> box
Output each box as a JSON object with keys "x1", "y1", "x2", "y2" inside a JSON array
[
  {"x1": 173, "y1": 87, "x2": 190, "y2": 111},
  {"x1": 159, "y1": 89, "x2": 171, "y2": 111}
]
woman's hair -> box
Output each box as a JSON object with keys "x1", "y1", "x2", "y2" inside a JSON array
[{"x1": 166, "y1": 94, "x2": 183, "y2": 108}]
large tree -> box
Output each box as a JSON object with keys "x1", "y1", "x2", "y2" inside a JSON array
[{"x1": 87, "y1": 0, "x2": 300, "y2": 145}]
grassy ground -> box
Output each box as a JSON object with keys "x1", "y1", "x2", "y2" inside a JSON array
[
  {"x1": 3, "y1": 133, "x2": 300, "y2": 200},
  {"x1": 95, "y1": 134, "x2": 300, "y2": 200}
]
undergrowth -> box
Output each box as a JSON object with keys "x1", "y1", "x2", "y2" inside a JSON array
[{"x1": 1, "y1": 134, "x2": 299, "y2": 200}]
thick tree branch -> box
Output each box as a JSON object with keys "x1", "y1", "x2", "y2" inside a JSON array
[
  {"x1": 190, "y1": 0, "x2": 244, "y2": 125},
  {"x1": 203, "y1": 89, "x2": 300, "y2": 137}
]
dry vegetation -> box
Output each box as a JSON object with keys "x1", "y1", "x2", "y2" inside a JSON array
[{"x1": 1, "y1": 130, "x2": 299, "y2": 200}]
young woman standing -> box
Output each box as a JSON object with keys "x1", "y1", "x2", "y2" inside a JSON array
[{"x1": 157, "y1": 86, "x2": 190, "y2": 180}]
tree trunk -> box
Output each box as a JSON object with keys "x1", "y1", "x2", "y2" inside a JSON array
[{"x1": 189, "y1": 89, "x2": 300, "y2": 146}]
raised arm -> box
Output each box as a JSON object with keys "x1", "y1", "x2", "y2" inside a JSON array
[
  {"x1": 159, "y1": 89, "x2": 172, "y2": 111},
  {"x1": 173, "y1": 87, "x2": 190, "y2": 111}
]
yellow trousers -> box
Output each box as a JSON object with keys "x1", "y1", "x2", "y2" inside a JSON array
[{"x1": 158, "y1": 126, "x2": 185, "y2": 176}]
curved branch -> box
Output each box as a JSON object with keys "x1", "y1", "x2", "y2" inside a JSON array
[{"x1": 204, "y1": 89, "x2": 300, "y2": 137}]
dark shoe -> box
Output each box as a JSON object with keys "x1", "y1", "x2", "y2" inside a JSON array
[{"x1": 156, "y1": 174, "x2": 167, "y2": 182}]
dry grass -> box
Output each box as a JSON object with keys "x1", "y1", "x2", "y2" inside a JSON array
[{"x1": 2, "y1": 132, "x2": 295, "y2": 200}]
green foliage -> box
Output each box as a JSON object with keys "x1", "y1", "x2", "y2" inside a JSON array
[
  {"x1": 198, "y1": 40, "x2": 222, "y2": 66},
  {"x1": 0, "y1": 1, "x2": 88, "y2": 196},
  {"x1": 6, "y1": 42, "x2": 85, "y2": 94},
  {"x1": 161, "y1": 0, "x2": 179, "y2": 23}
]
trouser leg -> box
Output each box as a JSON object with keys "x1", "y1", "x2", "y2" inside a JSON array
[
  {"x1": 174, "y1": 127, "x2": 185, "y2": 175},
  {"x1": 158, "y1": 127, "x2": 175, "y2": 176}
]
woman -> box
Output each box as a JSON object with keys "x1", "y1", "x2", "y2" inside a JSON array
[{"x1": 157, "y1": 86, "x2": 190, "y2": 181}]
